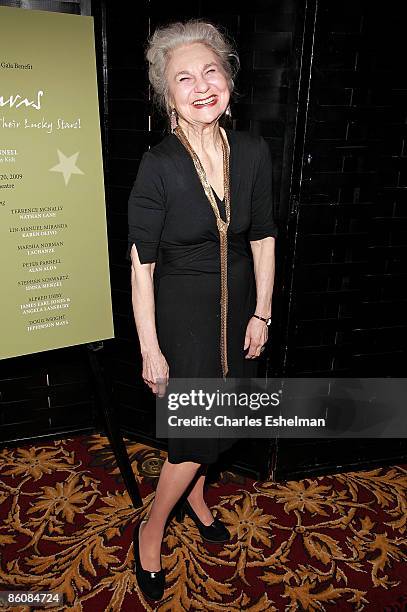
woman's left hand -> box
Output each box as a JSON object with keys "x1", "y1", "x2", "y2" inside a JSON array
[{"x1": 244, "y1": 317, "x2": 268, "y2": 358}]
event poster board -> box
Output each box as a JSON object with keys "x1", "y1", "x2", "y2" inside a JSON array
[{"x1": 0, "y1": 6, "x2": 114, "y2": 359}]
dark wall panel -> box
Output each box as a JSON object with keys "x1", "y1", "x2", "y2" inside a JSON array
[
  {"x1": 0, "y1": 347, "x2": 98, "y2": 446},
  {"x1": 284, "y1": 1, "x2": 407, "y2": 377}
]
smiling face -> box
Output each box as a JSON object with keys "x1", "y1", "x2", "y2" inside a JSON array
[{"x1": 165, "y1": 42, "x2": 230, "y2": 128}]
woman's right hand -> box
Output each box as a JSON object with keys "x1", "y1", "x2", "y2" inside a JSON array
[{"x1": 141, "y1": 348, "x2": 169, "y2": 397}]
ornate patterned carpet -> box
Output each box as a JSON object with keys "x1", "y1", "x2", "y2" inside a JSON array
[{"x1": 0, "y1": 433, "x2": 406, "y2": 611}]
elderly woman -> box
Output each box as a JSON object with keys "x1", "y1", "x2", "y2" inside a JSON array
[{"x1": 127, "y1": 20, "x2": 277, "y2": 600}]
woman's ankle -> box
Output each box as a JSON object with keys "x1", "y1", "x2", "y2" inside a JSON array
[
  {"x1": 187, "y1": 493, "x2": 209, "y2": 508},
  {"x1": 186, "y1": 496, "x2": 214, "y2": 525},
  {"x1": 142, "y1": 517, "x2": 164, "y2": 539}
]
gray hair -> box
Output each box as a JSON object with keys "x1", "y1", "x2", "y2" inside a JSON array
[{"x1": 145, "y1": 19, "x2": 240, "y2": 118}]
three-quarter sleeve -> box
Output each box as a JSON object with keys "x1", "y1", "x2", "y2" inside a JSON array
[
  {"x1": 126, "y1": 151, "x2": 166, "y2": 263},
  {"x1": 248, "y1": 136, "x2": 278, "y2": 241}
]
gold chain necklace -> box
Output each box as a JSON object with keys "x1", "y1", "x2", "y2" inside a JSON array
[{"x1": 174, "y1": 125, "x2": 230, "y2": 377}]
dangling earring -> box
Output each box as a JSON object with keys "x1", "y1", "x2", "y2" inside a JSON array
[
  {"x1": 225, "y1": 104, "x2": 232, "y2": 119},
  {"x1": 170, "y1": 107, "x2": 178, "y2": 133}
]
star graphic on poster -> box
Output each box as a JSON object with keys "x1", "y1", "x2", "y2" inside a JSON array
[{"x1": 49, "y1": 150, "x2": 84, "y2": 186}]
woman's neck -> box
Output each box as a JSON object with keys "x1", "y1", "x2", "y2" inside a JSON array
[{"x1": 177, "y1": 118, "x2": 224, "y2": 156}]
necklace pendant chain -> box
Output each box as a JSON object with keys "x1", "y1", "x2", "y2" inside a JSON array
[
  {"x1": 217, "y1": 219, "x2": 228, "y2": 234},
  {"x1": 174, "y1": 125, "x2": 230, "y2": 377}
]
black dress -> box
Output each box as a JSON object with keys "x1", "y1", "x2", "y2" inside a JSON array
[{"x1": 126, "y1": 128, "x2": 278, "y2": 464}]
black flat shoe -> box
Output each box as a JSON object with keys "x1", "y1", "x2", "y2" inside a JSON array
[
  {"x1": 133, "y1": 520, "x2": 165, "y2": 601},
  {"x1": 175, "y1": 499, "x2": 230, "y2": 543}
]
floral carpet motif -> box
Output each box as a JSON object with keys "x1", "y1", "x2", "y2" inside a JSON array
[{"x1": 0, "y1": 433, "x2": 406, "y2": 611}]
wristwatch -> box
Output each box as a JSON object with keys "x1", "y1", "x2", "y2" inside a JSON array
[{"x1": 253, "y1": 314, "x2": 272, "y2": 326}]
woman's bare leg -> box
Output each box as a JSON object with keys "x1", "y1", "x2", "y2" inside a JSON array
[
  {"x1": 139, "y1": 458, "x2": 201, "y2": 571},
  {"x1": 186, "y1": 466, "x2": 214, "y2": 526}
]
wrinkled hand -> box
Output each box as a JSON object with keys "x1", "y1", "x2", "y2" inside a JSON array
[
  {"x1": 244, "y1": 317, "x2": 269, "y2": 358},
  {"x1": 142, "y1": 348, "x2": 169, "y2": 397}
]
